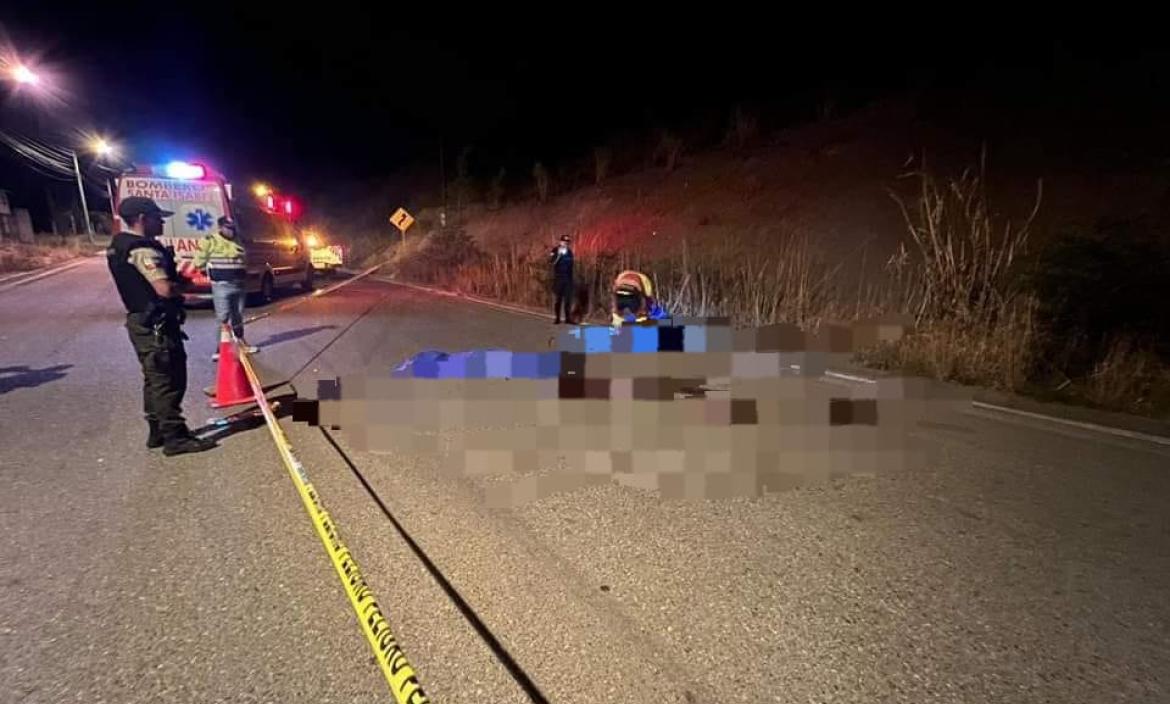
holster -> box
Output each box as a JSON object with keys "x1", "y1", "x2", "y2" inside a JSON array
[{"x1": 145, "y1": 299, "x2": 188, "y2": 341}]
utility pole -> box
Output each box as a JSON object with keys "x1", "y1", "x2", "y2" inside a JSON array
[
  {"x1": 105, "y1": 177, "x2": 116, "y2": 232},
  {"x1": 70, "y1": 150, "x2": 94, "y2": 243}
]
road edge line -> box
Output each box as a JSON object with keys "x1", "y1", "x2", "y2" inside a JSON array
[
  {"x1": 234, "y1": 334, "x2": 430, "y2": 703},
  {"x1": 0, "y1": 258, "x2": 91, "y2": 294},
  {"x1": 378, "y1": 277, "x2": 551, "y2": 320},
  {"x1": 969, "y1": 400, "x2": 1170, "y2": 447},
  {"x1": 243, "y1": 263, "x2": 384, "y2": 325}
]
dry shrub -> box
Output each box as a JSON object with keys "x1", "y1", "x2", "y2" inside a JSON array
[
  {"x1": 887, "y1": 153, "x2": 1040, "y2": 327},
  {"x1": 1082, "y1": 337, "x2": 1168, "y2": 416},
  {"x1": 651, "y1": 235, "x2": 858, "y2": 329},
  {"x1": 882, "y1": 154, "x2": 1042, "y2": 388},
  {"x1": 391, "y1": 226, "x2": 482, "y2": 285},
  {"x1": 881, "y1": 296, "x2": 1039, "y2": 390}
]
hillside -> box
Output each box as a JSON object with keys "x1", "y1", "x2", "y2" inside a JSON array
[{"x1": 404, "y1": 99, "x2": 1166, "y2": 284}]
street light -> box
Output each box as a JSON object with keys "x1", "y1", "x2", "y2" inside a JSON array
[
  {"x1": 252, "y1": 182, "x2": 271, "y2": 198},
  {"x1": 11, "y1": 64, "x2": 40, "y2": 86},
  {"x1": 87, "y1": 137, "x2": 120, "y2": 232},
  {"x1": 91, "y1": 138, "x2": 114, "y2": 157}
]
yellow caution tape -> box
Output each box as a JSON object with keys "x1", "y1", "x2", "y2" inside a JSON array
[{"x1": 234, "y1": 333, "x2": 429, "y2": 703}]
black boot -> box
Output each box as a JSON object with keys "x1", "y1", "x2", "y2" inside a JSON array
[
  {"x1": 163, "y1": 430, "x2": 217, "y2": 457},
  {"x1": 147, "y1": 421, "x2": 165, "y2": 449}
]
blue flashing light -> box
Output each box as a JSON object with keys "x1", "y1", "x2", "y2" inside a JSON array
[{"x1": 164, "y1": 161, "x2": 206, "y2": 180}]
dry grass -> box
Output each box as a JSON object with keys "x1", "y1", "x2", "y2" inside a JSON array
[
  {"x1": 1081, "y1": 337, "x2": 1169, "y2": 416},
  {"x1": 0, "y1": 237, "x2": 92, "y2": 274},
  {"x1": 865, "y1": 155, "x2": 1045, "y2": 390},
  {"x1": 863, "y1": 296, "x2": 1039, "y2": 390},
  {"x1": 886, "y1": 153, "x2": 1041, "y2": 327}
]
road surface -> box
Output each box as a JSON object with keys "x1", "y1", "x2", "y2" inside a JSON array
[{"x1": 1, "y1": 257, "x2": 1167, "y2": 703}]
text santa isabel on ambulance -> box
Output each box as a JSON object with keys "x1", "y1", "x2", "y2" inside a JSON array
[{"x1": 121, "y1": 178, "x2": 221, "y2": 204}]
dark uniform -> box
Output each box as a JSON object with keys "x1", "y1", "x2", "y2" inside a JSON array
[
  {"x1": 549, "y1": 235, "x2": 574, "y2": 324},
  {"x1": 107, "y1": 197, "x2": 215, "y2": 456}
]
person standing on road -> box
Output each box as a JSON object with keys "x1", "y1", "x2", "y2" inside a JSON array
[
  {"x1": 193, "y1": 216, "x2": 258, "y2": 361},
  {"x1": 106, "y1": 197, "x2": 216, "y2": 456},
  {"x1": 549, "y1": 234, "x2": 575, "y2": 324}
]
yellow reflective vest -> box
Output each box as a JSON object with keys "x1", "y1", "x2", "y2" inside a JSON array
[{"x1": 193, "y1": 232, "x2": 247, "y2": 282}]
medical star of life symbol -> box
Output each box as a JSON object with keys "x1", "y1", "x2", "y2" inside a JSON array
[{"x1": 186, "y1": 209, "x2": 214, "y2": 231}]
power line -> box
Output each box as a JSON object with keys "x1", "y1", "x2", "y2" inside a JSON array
[{"x1": 0, "y1": 128, "x2": 76, "y2": 177}]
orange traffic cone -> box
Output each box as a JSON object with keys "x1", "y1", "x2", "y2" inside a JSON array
[{"x1": 210, "y1": 324, "x2": 256, "y2": 408}]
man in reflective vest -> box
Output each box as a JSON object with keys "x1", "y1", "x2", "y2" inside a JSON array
[{"x1": 194, "y1": 216, "x2": 259, "y2": 361}]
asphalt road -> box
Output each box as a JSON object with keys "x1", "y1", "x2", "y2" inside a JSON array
[{"x1": 1, "y1": 257, "x2": 1167, "y2": 703}]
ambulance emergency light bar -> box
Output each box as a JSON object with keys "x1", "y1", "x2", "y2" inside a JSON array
[
  {"x1": 120, "y1": 161, "x2": 225, "y2": 182},
  {"x1": 124, "y1": 161, "x2": 211, "y2": 180},
  {"x1": 164, "y1": 161, "x2": 206, "y2": 179}
]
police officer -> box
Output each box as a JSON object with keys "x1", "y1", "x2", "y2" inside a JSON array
[
  {"x1": 107, "y1": 196, "x2": 216, "y2": 456},
  {"x1": 549, "y1": 234, "x2": 574, "y2": 324},
  {"x1": 194, "y1": 216, "x2": 258, "y2": 361}
]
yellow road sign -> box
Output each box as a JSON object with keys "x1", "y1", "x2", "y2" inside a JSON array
[{"x1": 390, "y1": 207, "x2": 415, "y2": 233}]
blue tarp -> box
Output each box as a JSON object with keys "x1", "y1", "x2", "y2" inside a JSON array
[{"x1": 391, "y1": 349, "x2": 563, "y2": 379}]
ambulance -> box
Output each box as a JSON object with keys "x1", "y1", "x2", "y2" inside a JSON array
[{"x1": 114, "y1": 161, "x2": 315, "y2": 304}]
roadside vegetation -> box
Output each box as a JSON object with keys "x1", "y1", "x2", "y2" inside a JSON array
[{"x1": 0, "y1": 235, "x2": 100, "y2": 274}]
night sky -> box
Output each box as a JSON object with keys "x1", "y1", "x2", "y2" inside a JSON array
[{"x1": 2, "y1": 8, "x2": 1167, "y2": 224}]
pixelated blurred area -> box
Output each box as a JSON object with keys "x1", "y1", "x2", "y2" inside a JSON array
[{"x1": 293, "y1": 317, "x2": 967, "y2": 508}]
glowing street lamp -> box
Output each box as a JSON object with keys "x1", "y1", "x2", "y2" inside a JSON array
[
  {"x1": 87, "y1": 138, "x2": 119, "y2": 228},
  {"x1": 10, "y1": 64, "x2": 40, "y2": 86},
  {"x1": 91, "y1": 138, "x2": 114, "y2": 157},
  {"x1": 252, "y1": 183, "x2": 271, "y2": 198}
]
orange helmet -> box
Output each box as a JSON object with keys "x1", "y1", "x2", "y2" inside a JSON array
[
  {"x1": 613, "y1": 270, "x2": 653, "y2": 298},
  {"x1": 612, "y1": 269, "x2": 654, "y2": 321}
]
